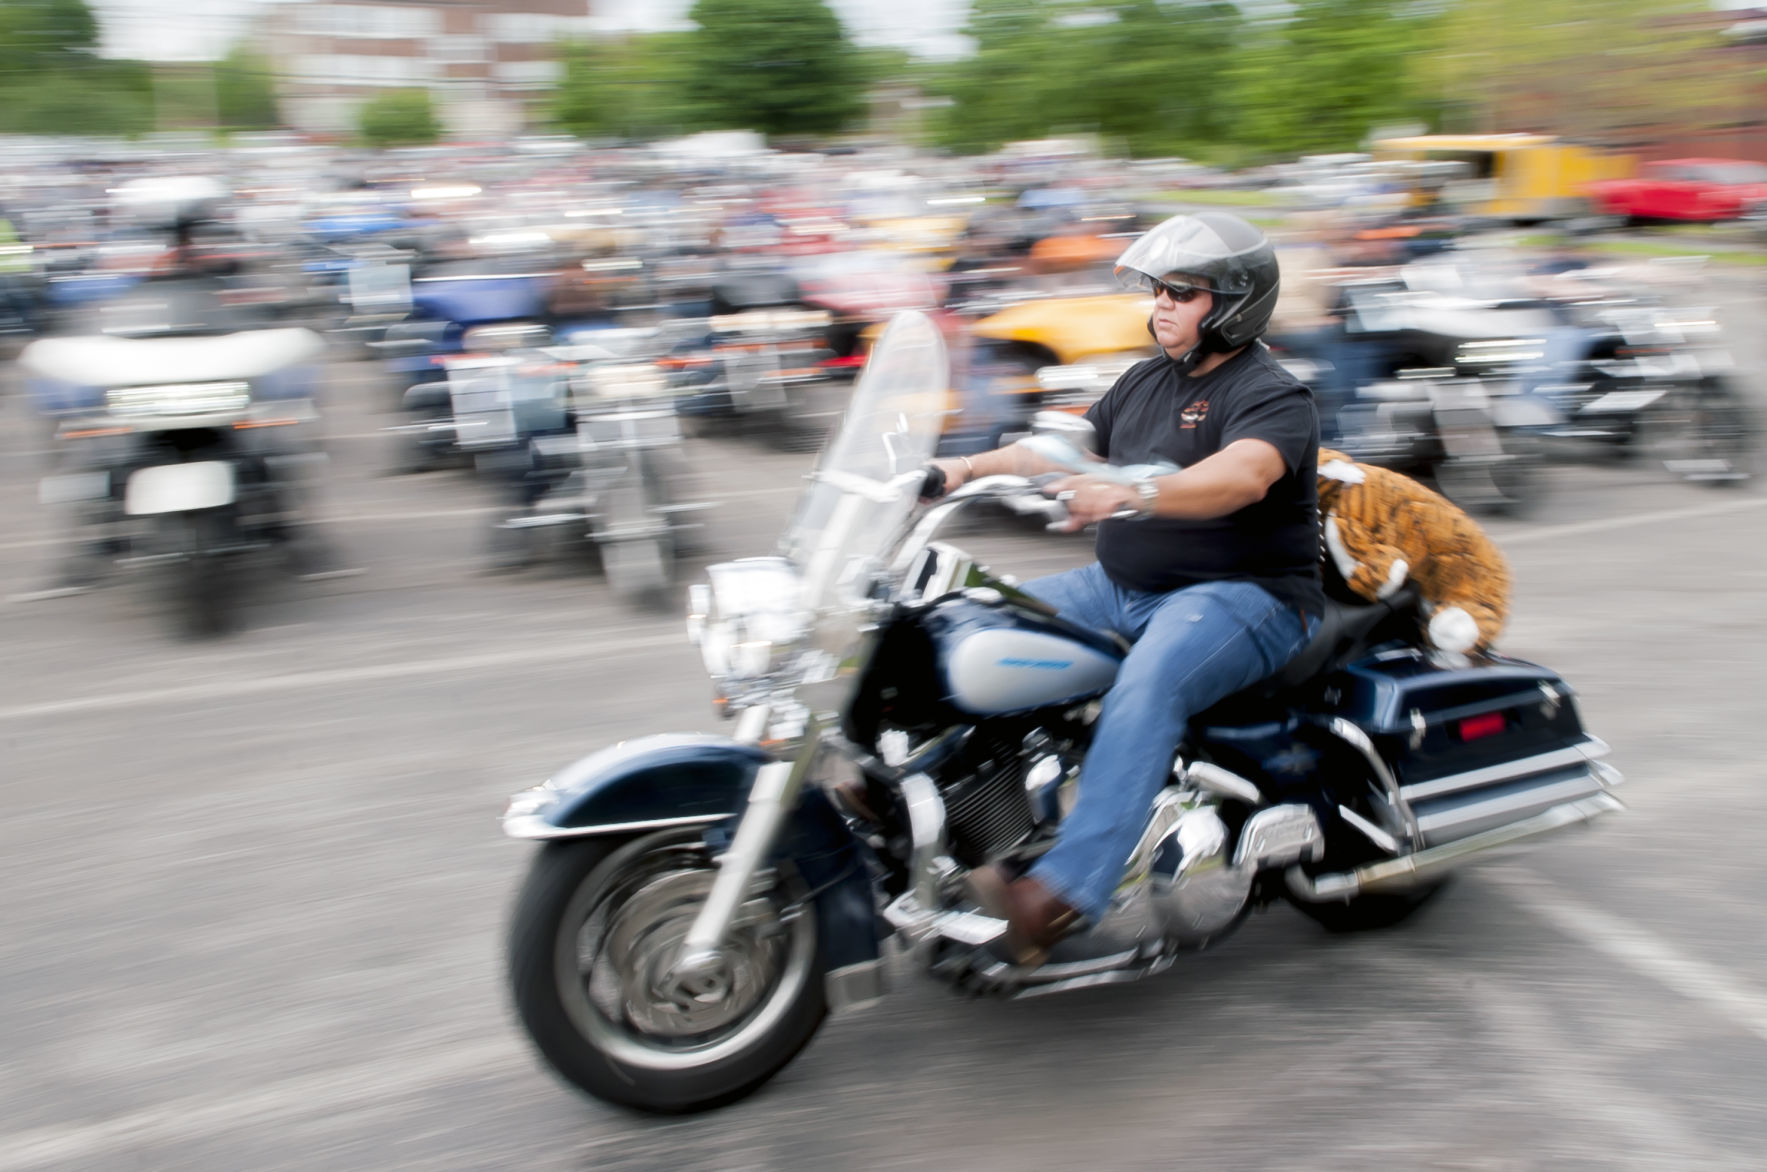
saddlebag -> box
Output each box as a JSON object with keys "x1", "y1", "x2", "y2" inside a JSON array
[{"x1": 1329, "y1": 648, "x2": 1614, "y2": 847}]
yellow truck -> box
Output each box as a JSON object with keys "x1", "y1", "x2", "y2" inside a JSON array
[{"x1": 1372, "y1": 134, "x2": 1634, "y2": 222}]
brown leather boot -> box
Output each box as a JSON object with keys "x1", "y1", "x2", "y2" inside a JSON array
[{"x1": 964, "y1": 864, "x2": 1083, "y2": 968}]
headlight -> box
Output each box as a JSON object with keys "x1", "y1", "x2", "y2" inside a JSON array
[
  {"x1": 105, "y1": 380, "x2": 252, "y2": 417},
  {"x1": 687, "y1": 557, "x2": 810, "y2": 686}
]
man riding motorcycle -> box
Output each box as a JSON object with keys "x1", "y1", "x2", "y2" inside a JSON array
[{"x1": 925, "y1": 211, "x2": 1321, "y2": 965}]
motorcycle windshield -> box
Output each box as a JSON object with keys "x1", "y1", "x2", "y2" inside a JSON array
[{"x1": 782, "y1": 310, "x2": 947, "y2": 613}]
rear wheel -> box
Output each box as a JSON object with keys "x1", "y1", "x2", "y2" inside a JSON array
[
  {"x1": 1644, "y1": 376, "x2": 1755, "y2": 486},
  {"x1": 163, "y1": 509, "x2": 233, "y2": 638},
  {"x1": 1289, "y1": 876, "x2": 1453, "y2": 933},
  {"x1": 506, "y1": 831, "x2": 828, "y2": 1113}
]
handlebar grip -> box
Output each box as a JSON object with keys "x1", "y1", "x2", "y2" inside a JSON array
[{"x1": 919, "y1": 464, "x2": 949, "y2": 501}]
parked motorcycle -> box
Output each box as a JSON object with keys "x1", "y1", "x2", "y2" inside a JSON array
[
  {"x1": 21, "y1": 278, "x2": 330, "y2": 635},
  {"x1": 501, "y1": 311, "x2": 1623, "y2": 1113},
  {"x1": 667, "y1": 308, "x2": 852, "y2": 452},
  {"x1": 1527, "y1": 271, "x2": 1755, "y2": 485},
  {"x1": 1278, "y1": 263, "x2": 1556, "y2": 515},
  {"x1": 448, "y1": 329, "x2": 706, "y2": 602}
]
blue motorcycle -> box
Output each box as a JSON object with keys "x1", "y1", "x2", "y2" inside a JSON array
[{"x1": 500, "y1": 312, "x2": 1622, "y2": 1112}]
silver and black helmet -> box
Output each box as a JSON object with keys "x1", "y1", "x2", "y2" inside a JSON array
[{"x1": 1114, "y1": 211, "x2": 1281, "y2": 356}]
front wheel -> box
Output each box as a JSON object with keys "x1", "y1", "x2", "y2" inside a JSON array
[{"x1": 506, "y1": 831, "x2": 828, "y2": 1113}]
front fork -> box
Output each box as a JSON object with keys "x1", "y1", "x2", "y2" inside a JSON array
[{"x1": 671, "y1": 705, "x2": 824, "y2": 982}]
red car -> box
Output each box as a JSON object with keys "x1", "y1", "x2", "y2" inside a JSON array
[{"x1": 1587, "y1": 158, "x2": 1767, "y2": 223}]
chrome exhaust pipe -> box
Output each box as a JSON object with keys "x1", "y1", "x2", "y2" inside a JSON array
[{"x1": 1286, "y1": 791, "x2": 1625, "y2": 903}]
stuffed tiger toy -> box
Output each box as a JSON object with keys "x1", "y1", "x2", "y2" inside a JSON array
[{"x1": 1315, "y1": 448, "x2": 1511, "y2": 654}]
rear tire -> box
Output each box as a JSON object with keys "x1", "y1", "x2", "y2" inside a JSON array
[
  {"x1": 1290, "y1": 876, "x2": 1453, "y2": 933},
  {"x1": 165, "y1": 510, "x2": 233, "y2": 639},
  {"x1": 506, "y1": 832, "x2": 828, "y2": 1114}
]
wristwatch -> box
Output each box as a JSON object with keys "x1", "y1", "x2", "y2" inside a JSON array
[{"x1": 1132, "y1": 477, "x2": 1158, "y2": 520}]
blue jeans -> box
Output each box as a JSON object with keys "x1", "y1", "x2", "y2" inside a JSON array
[{"x1": 1022, "y1": 565, "x2": 1315, "y2": 921}]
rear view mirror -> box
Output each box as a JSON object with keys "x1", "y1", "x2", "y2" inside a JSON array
[{"x1": 1029, "y1": 409, "x2": 1097, "y2": 453}]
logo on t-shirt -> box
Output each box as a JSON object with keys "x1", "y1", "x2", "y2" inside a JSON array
[{"x1": 1180, "y1": 399, "x2": 1209, "y2": 428}]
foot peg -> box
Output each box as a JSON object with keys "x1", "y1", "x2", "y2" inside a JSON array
[{"x1": 883, "y1": 892, "x2": 1007, "y2": 947}]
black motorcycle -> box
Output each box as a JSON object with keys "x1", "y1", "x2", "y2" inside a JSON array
[
  {"x1": 501, "y1": 311, "x2": 1623, "y2": 1113},
  {"x1": 1279, "y1": 259, "x2": 1563, "y2": 514}
]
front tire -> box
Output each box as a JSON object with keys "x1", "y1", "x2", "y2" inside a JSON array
[{"x1": 506, "y1": 831, "x2": 828, "y2": 1113}]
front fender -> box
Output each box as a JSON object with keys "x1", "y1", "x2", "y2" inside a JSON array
[
  {"x1": 504, "y1": 733, "x2": 884, "y2": 988},
  {"x1": 504, "y1": 734, "x2": 770, "y2": 838}
]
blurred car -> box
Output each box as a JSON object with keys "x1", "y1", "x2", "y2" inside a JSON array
[{"x1": 1586, "y1": 158, "x2": 1767, "y2": 223}]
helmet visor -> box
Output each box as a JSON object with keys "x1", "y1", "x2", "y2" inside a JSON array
[{"x1": 1113, "y1": 214, "x2": 1260, "y2": 296}]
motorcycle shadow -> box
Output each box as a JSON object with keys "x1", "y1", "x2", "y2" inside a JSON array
[{"x1": 626, "y1": 889, "x2": 1474, "y2": 1131}]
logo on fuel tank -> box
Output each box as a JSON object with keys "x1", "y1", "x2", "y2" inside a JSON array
[{"x1": 998, "y1": 657, "x2": 1074, "y2": 670}]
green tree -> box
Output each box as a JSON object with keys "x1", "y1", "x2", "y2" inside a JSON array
[
  {"x1": 682, "y1": 0, "x2": 865, "y2": 137},
  {"x1": 0, "y1": 59, "x2": 155, "y2": 136},
  {"x1": 1231, "y1": 0, "x2": 1438, "y2": 158},
  {"x1": 551, "y1": 32, "x2": 703, "y2": 140},
  {"x1": 925, "y1": 0, "x2": 1060, "y2": 153},
  {"x1": 0, "y1": 0, "x2": 157, "y2": 136},
  {"x1": 358, "y1": 88, "x2": 440, "y2": 148},
  {"x1": 926, "y1": 1, "x2": 1251, "y2": 158},
  {"x1": 0, "y1": 0, "x2": 99, "y2": 70},
  {"x1": 1419, "y1": 0, "x2": 1726, "y2": 145},
  {"x1": 214, "y1": 42, "x2": 280, "y2": 130}
]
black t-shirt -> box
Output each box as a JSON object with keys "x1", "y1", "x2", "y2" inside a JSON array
[{"x1": 1083, "y1": 343, "x2": 1323, "y2": 617}]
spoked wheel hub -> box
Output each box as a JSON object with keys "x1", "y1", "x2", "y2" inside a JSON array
[{"x1": 554, "y1": 835, "x2": 817, "y2": 1071}]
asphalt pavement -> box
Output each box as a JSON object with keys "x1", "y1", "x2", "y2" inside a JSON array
[{"x1": 2, "y1": 286, "x2": 1765, "y2": 1170}]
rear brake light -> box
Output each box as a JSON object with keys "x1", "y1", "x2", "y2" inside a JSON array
[{"x1": 1457, "y1": 712, "x2": 1506, "y2": 741}]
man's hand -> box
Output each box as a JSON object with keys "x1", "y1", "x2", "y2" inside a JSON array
[
  {"x1": 920, "y1": 457, "x2": 972, "y2": 501},
  {"x1": 1049, "y1": 475, "x2": 1141, "y2": 531}
]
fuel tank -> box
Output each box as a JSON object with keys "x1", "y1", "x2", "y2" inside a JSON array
[{"x1": 921, "y1": 593, "x2": 1123, "y2": 717}]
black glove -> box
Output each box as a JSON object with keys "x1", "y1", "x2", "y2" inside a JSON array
[{"x1": 918, "y1": 464, "x2": 949, "y2": 501}]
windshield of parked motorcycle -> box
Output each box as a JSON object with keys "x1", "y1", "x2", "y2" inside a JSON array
[{"x1": 782, "y1": 310, "x2": 947, "y2": 613}]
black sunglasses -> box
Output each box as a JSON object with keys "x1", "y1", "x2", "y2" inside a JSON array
[{"x1": 1148, "y1": 277, "x2": 1206, "y2": 304}]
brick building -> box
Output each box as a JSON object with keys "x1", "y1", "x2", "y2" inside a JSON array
[{"x1": 257, "y1": 1, "x2": 601, "y2": 140}]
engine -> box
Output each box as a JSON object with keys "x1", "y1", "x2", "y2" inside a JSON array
[{"x1": 937, "y1": 726, "x2": 1039, "y2": 867}]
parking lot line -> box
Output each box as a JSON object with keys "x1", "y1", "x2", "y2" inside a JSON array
[
  {"x1": 1490, "y1": 867, "x2": 1767, "y2": 1044},
  {"x1": 1498, "y1": 494, "x2": 1767, "y2": 547},
  {"x1": 0, "y1": 632, "x2": 682, "y2": 722}
]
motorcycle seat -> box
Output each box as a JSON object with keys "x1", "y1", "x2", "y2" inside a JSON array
[
  {"x1": 1270, "y1": 585, "x2": 1420, "y2": 691},
  {"x1": 1194, "y1": 586, "x2": 1422, "y2": 726}
]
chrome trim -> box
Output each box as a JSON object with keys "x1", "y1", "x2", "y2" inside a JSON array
[
  {"x1": 1323, "y1": 717, "x2": 1420, "y2": 846},
  {"x1": 733, "y1": 703, "x2": 771, "y2": 746},
  {"x1": 675, "y1": 722, "x2": 823, "y2": 979},
  {"x1": 1122, "y1": 788, "x2": 1196, "y2": 888},
  {"x1": 899, "y1": 772, "x2": 948, "y2": 914},
  {"x1": 502, "y1": 811, "x2": 730, "y2": 841},
  {"x1": 1414, "y1": 773, "x2": 1606, "y2": 839},
  {"x1": 824, "y1": 959, "x2": 887, "y2": 1014},
  {"x1": 1233, "y1": 804, "x2": 1325, "y2": 869},
  {"x1": 1338, "y1": 804, "x2": 1400, "y2": 855},
  {"x1": 882, "y1": 894, "x2": 1005, "y2": 948},
  {"x1": 1183, "y1": 760, "x2": 1263, "y2": 806},
  {"x1": 1400, "y1": 740, "x2": 1609, "y2": 803},
  {"x1": 1286, "y1": 791, "x2": 1625, "y2": 904}
]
